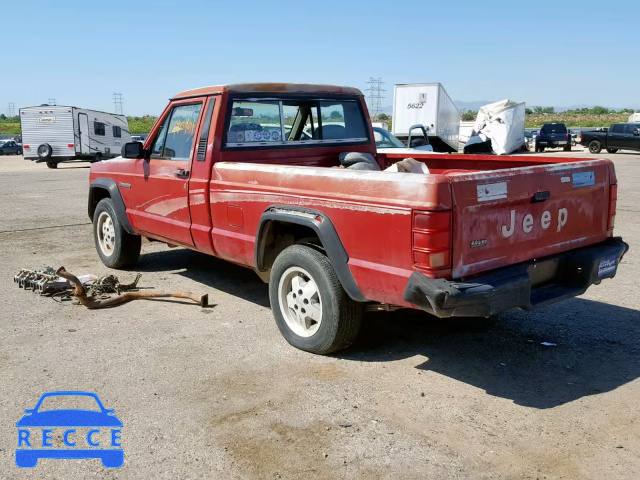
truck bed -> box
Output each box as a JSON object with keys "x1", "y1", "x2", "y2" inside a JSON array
[{"x1": 211, "y1": 153, "x2": 616, "y2": 307}]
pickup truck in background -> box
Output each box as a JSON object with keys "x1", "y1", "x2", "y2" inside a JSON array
[
  {"x1": 87, "y1": 83, "x2": 628, "y2": 354},
  {"x1": 535, "y1": 123, "x2": 571, "y2": 152},
  {"x1": 580, "y1": 123, "x2": 640, "y2": 154}
]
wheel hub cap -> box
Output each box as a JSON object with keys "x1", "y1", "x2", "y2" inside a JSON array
[{"x1": 279, "y1": 267, "x2": 322, "y2": 337}]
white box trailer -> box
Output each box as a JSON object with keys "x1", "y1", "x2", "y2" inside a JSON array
[
  {"x1": 392, "y1": 83, "x2": 460, "y2": 152},
  {"x1": 629, "y1": 113, "x2": 640, "y2": 122},
  {"x1": 20, "y1": 105, "x2": 131, "y2": 168}
]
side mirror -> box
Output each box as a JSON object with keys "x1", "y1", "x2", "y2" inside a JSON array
[
  {"x1": 634, "y1": 129, "x2": 640, "y2": 136},
  {"x1": 122, "y1": 141, "x2": 144, "y2": 158},
  {"x1": 410, "y1": 137, "x2": 426, "y2": 148}
]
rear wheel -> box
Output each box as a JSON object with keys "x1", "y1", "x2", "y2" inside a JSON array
[
  {"x1": 46, "y1": 161, "x2": 58, "y2": 169},
  {"x1": 17, "y1": 149, "x2": 23, "y2": 155},
  {"x1": 93, "y1": 198, "x2": 141, "y2": 268},
  {"x1": 606, "y1": 148, "x2": 618, "y2": 154},
  {"x1": 564, "y1": 144, "x2": 571, "y2": 151},
  {"x1": 269, "y1": 244, "x2": 362, "y2": 355},
  {"x1": 91, "y1": 152, "x2": 103, "y2": 163},
  {"x1": 588, "y1": 140, "x2": 602, "y2": 154}
]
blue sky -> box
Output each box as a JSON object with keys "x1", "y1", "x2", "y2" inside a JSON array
[{"x1": 3, "y1": 0, "x2": 638, "y2": 115}]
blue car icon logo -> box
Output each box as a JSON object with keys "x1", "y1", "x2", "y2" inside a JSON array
[{"x1": 16, "y1": 391, "x2": 123, "y2": 468}]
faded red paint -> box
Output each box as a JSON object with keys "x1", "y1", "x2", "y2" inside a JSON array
[{"x1": 90, "y1": 84, "x2": 619, "y2": 309}]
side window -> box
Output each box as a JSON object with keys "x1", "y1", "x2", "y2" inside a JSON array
[
  {"x1": 623, "y1": 124, "x2": 637, "y2": 134},
  {"x1": 94, "y1": 122, "x2": 105, "y2": 136},
  {"x1": 150, "y1": 103, "x2": 203, "y2": 160},
  {"x1": 113, "y1": 126, "x2": 122, "y2": 138},
  {"x1": 609, "y1": 124, "x2": 621, "y2": 133},
  {"x1": 227, "y1": 101, "x2": 281, "y2": 144}
]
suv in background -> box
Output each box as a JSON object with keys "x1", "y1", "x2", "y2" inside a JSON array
[
  {"x1": 0, "y1": 140, "x2": 23, "y2": 155},
  {"x1": 535, "y1": 123, "x2": 571, "y2": 152}
]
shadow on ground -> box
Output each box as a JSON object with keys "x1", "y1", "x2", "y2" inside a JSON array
[
  {"x1": 137, "y1": 248, "x2": 269, "y2": 307},
  {"x1": 342, "y1": 299, "x2": 640, "y2": 409},
  {"x1": 135, "y1": 248, "x2": 639, "y2": 409}
]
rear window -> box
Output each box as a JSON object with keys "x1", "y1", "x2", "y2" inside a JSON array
[
  {"x1": 226, "y1": 98, "x2": 368, "y2": 147},
  {"x1": 540, "y1": 124, "x2": 567, "y2": 134}
]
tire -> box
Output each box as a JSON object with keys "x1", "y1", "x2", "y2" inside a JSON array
[
  {"x1": 17, "y1": 149, "x2": 22, "y2": 155},
  {"x1": 37, "y1": 143, "x2": 52, "y2": 159},
  {"x1": 539, "y1": 146, "x2": 545, "y2": 152},
  {"x1": 91, "y1": 152, "x2": 103, "y2": 163},
  {"x1": 46, "y1": 161, "x2": 58, "y2": 169},
  {"x1": 588, "y1": 140, "x2": 602, "y2": 154},
  {"x1": 93, "y1": 198, "x2": 141, "y2": 268},
  {"x1": 269, "y1": 244, "x2": 362, "y2": 355},
  {"x1": 564, "y1": 144, "x2": 571, "y2": 151},
  {"x1": 606, "y1": 148, "x2": 618, "y2": 154}
]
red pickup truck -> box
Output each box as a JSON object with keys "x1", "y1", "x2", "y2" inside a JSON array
[{"x1": 88, "y1": 83, "x2": 628, "y2": 354}]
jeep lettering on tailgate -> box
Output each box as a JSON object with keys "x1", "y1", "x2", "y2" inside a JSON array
[{"x1": 501, "y1": 208, "x2": 568, "y2": 238}]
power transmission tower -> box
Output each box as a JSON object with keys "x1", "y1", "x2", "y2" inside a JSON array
[
  {"x1": 113, "y1": 93, "x2": 124, "y2": 115},
  {"x1": 7, "y1": 103, "x2": 15, "y2": 117},
  {"x1": 365, "y1": 77, "x2": 385, "y2": 117},
  {"x1": 48, "y1": 98, "x2": 57, "y2": 106}
]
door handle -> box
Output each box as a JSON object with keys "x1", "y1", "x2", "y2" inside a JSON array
[{"x1": 173, "y1": 169, "x2": 189, "y2": 177}]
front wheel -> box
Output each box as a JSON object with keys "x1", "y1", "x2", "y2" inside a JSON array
[
  {"x1": 606, "y1": 148, "x2": 618, "y2": 154},
  {"x1": 589, "y1": 140, "x2": 602, "y2": 154},
  {"x1": 93, "y1": 198, "x2": 141, "y2": 268},
  {"x1": 269, "y1": 245, "x2": 362, "y2": 354}
]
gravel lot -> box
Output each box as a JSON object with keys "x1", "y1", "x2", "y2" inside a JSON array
[{"x1": 0, "y1": 149, "x2": 638, "y2": 479}]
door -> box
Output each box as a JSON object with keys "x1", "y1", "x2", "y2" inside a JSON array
[
  {"x1": 78, "y1": 113, "x2": 90, "y2": 154},
  {"x1": 621, "y1": 124, "x2": 639, "y2": 149},
  {"x1": 127, "y1": 101, "x2": 204, "y2": 246}
]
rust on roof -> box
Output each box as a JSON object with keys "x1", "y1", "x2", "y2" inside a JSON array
[{"x1": 173, "y1": 83, "x2": 362, "y2": 99}]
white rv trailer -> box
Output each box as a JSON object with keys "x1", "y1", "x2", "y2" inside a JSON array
[
  {"x1": 20, "y1": 105, "x2": 131, "y2": 168},
  {"x1": 629, "y1": 112, "x2": 640, "y2": 122},
  {"x1": 392, "y1": 83, "x2": 460, "y2": 152}
]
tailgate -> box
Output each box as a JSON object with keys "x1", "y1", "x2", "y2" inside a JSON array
[{"x1": 449, "y1": 160, "x2": 613, "y2": 278}]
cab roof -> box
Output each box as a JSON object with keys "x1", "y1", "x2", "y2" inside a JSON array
[{"x1": 172, "y1": 83, "x2": 362, "y2": 99}]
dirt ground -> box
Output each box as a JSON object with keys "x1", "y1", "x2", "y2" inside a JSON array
[{"x1": 0, "y1": 149, "x2": 638, "y2": 479}]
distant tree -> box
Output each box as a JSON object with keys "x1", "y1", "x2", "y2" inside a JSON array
[
  {"x1": 533, "y1": 106, "x2": 543, "y2": 114},
  {"x1": 525, "y1": 108, "x2": 533, "y2": 115},
  {"x1": 542, "y1": 106, "x2": 555, "y2": 114},
  {"x1": 591, "y1": 106, "x2": 609, "y2": 115},
  {"x1": 377, "y1": 113, "x2": 389, "y2": 120},
  {"x1": 461, "y1": 110, "x2": 477, "y2": 121}
]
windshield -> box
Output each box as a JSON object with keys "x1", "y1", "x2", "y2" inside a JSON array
[
  {"x1": 0, "y1": 141, "x2": 6, "y2": 147},
  {"x1": 373, "y1": 127, "x2": 406, "y2": 148}
]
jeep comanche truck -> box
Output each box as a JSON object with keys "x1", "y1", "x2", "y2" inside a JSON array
[{"x1": 88, "y1": 83, "x2": 628, "y2": 354}]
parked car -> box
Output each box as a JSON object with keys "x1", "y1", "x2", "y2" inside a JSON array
[
  {"x1": 0, "y1": 140, "x2": 23, "y2": 155},
  {"x1": 535, "y1": 123, "x2": 571, "y2": 152},
  {"x1": 580, "y1": 123, "x2": 640, "y2": 154},
  {"x1": 373, "y1": 126, "x2": 434, "y2": 154},
  {"x1": 87, "y1": 82, "x2": 627, "y2": 354}
]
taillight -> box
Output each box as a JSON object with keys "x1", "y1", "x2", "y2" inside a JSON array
[
  {"x1": 607, "y1": 184, "x2": 617, "y2": 233},
  {"x1": 24, "y1": 145, "x2": 30, "y2": 149},
  {"x1": 565, "y1": 134, "x2": 568, "y2": 140},
  {"x1": 412, "y1": 211, "x2": 452, "y2": 272},
  {"x1": 67, "y1": 144, "x2": 74, "y2": 148}
]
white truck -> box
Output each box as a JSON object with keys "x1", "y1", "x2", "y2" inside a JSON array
[
  {"x1": 392, "y1": 83, "x2": 460, "y2": 152},
  {"x1": 20, "y1": 105, "x2": 131, "y2": 168}
]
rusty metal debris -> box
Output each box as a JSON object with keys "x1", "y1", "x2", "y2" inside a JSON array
[
  {"x1": 56, "y1": 267, "x2": 208, "y2": 309},
  {"x1": 15, "y1": 266, "x2": 208, "y2": 309}
]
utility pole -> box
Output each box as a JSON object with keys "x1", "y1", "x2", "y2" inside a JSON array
[
  {"x1": 7, "y1": 102, "x2": 16, "y2": 117},
  {"x1": 48, "y1": 98, "x2": 57, "y2": 106},
  {"x1": 113, "y1": 93, "x2": 124, "y2": 115},
  {"x1": 365, "y1": 77, "x2": 385, "y2": 117}
]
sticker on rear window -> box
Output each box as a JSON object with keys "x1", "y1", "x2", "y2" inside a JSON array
[
  {"x1": 572, "y1": 171, "x2": 595, "y2": 188},
  {"x1": 477, "y1": 182, "x2": 507, "y2": 202},
  {"x1": 598, "y1": 256, "x2": 617, "y2": 278}
]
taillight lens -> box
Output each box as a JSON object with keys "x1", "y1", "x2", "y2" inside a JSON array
[
  {"x1": 24, "y1": 145, "x2": 30, "y2": 149},
  {"x1": 412, "y1": 211, "x2": 452, "y2": 271},
  {"x1": 67, "y1": 144, "x2": 74, "y2": 148},
  {"x1": 607, "y1": 184, "x2": 617, "y2": 233}
]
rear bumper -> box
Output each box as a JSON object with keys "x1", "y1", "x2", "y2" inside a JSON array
[
  {"x1": 403, "y1": 237, "x2": 629, "y2": 318},
  {"x1": 538, "y1": 140, "x2": 569, "y2": 147}
]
